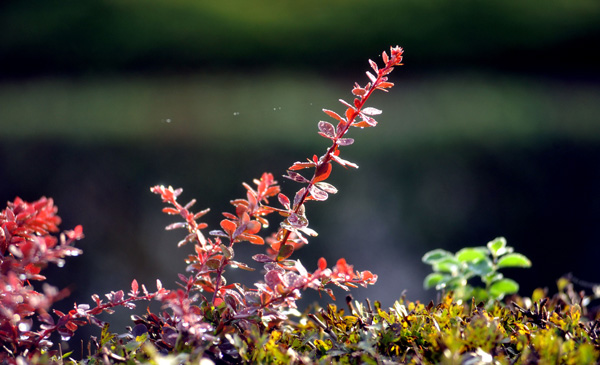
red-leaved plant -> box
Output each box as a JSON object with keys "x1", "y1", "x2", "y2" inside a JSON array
[{"x1": 0, "y1": 46, "x2": 403, "y2": 363}]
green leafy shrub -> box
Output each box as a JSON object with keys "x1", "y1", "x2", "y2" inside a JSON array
[{"x1": 422, "y1": 237, "x2": 532, "y2": 303}]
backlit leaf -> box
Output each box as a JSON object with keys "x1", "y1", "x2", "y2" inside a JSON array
[
  {"x1": 323, "y1": 109, "x2": 344, "y2": 122},
  {"x1": 487, "y1": 237, "x2": 508, "y2": 257},
  {"x1": 252, "y1": 254, "x2": 274, "y2": 263},
  {"x1": 278, "y1": 193, "x2": 290, "y2": 209},
  {"x1": 456, "y1": 247, "x2": 488, "y2": 262},
  {"x1": 277, "y1": 244, "x2": 295, "y2": 261},
  {"x1": 362, "y1": 107, "x2": 382, "y2": 116},
  {"x1": 366, "y1": 71, "x2": 377, "y2": 83},
  {"x1": 497, "y1": 253, "x2": 532, "y2": 268},
  {"x1": 423, "y1": 273, "x2": 450, "y2": 290},
  {"x1": 309, "y1": 185, "x2": 328, "y2": 201},
  {"x1": 293, "y1": 188, "x2": 306, "y2": 209},
  {"x1": 313, "y1": 162, "x2": 332, "y2": 183},
  {"x1": 489, "y1": 278, "x2": 519, "y2": 299},
  {"x1": 422, "y1": 249, "x2": 453, "y2": 264},
  {"x1": 337, "y1": 138, "x2": 354, "y2": 146},
  {"x1": 315, "y1": 182, "x2": 338, "y2": 194},
  {"x1": 289, "y1": 161, "x2": 316, "y2": 170},
  {"x1": 220, "y1": 219, "x2": 237, "y2": 236},
  {"x1": 318, "y1": 121, "x2": 336, "y2": 138},
  {"x1": 285, "y1": 171, "x2": 310, "y2": 183},
  {"x1": 318, "y1": 257, "x2": 327, "y2": 271},
  {"x1": 228, "y1": 260, "x2": 254, "y2": 271},
  {"x1": 352, "y1": 87, "x2": 366, "y2": 96}
]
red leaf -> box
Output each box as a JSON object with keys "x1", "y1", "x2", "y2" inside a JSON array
[
  {"x1": 369, "y1": 59, "x2": 379, "y2": 73},
  {"x1": 352, "y1": 87, "x2": 366, "y2": 97},
  {"x1": 345, "y1": 107, "x2": 356, "y2": 121},
  {"x1": 131, "y1": 279, "x2": 139, "y2": 294},
  {"x1": 289, "y1": 161, "x2": 316, "y2": 170},
  {"x1": 285, "y1": 171, "x2": 310, "y2": 183},
  {"x1": 278, "y1": 193, "x2": 290, "y2": 209},
  {"x1": 313, "y1": 162, "x2": 332, "y2": 183},
  {"x1": 246, "y1": 220, "x2": 261, "y2": 234},
  {"x1": 242, "y1": 233, "x2": 264, "y2": 245},
  {"x1": 323, "y1": 109, "x2": 344, "y2": 122},
  {"x1": 318, "y1": 257, "x2": 327, "y2": 271},
  {"x1": 162, "y1": 207, "x2": 179, "y2": 215},
  {"x1": 220, "y1": 219, "x2": 237, "y2": 236},
  {"x1": 377, "y1": 81, "x2": 394, "y2": 89}
]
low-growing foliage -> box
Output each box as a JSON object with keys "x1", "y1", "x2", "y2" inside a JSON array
[
  {"x1": 422, "y1": 237, "x2": 532, "y2": 303},
  {"x1": 2, "y1": 46, "x2": 599, "y2": 364}
]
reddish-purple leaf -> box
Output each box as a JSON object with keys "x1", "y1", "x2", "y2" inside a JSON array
[
  {"x1": 210, "y1": 229, "x2": 228, "y2": 237},
  {"x1": 278, "y1": 193, "x2": 290, "y2": 209},
  {"x1": 361, "y1": 107, "x2": 382, "y2": 116},
  {"x1": 165, "y1": 222, "x2": 186, "y2": 230},
  {"x1": 287, "y1": 213, "x2": 308, "y2": 229},
  {"x1": 318, "y1": 121, "x2": 336, "y2": 138},
  {"x1": 315, "y1": 182, "x2": 338, "y2": 194},
  {"x1": 265, "y1": 270, "x2": 282, "y2": 289},
  {"x1": 309, "y1": 185, "x2": 328, "y2": 201},
  {"x1": 337, "y1": 138, "x2": 354, "y2": 146},
  {"x1": 293, "y1": 188, "x2": 306, "y2": 209},
  {"x1": 130, "y1": 279, "x2": 139, "y2": 295},
  {"x1": 252, "y1": 254, "x2": 274, "y2": 263},
  {"x1": 285, "y1": 171, "x2": 310, "y2": 183}
]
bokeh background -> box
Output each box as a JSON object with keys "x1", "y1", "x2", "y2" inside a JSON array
[{"x1": 1, "y1": 0, "x2": 600, "y2": 354}]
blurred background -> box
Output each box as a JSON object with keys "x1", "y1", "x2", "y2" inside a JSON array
[{"x1": 1, "y1": 0, "x2": 600, "y2": 353}]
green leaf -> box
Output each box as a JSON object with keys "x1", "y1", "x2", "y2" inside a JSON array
[
  {"x1": 489, "y1": 278, "x2": 519, "y2": 299},
  {"x1": 456, "y1": 247, "x2": 488, "y2": 263},
  {"x1": 423, "y1": 273, "x2": 450, "y2": 289},
  {"x1": 432, "y1": 257, "x2": 460, "y2": 274},
  {"x1": 487, "y1": 237, "x2": 507, "y2": 257},
  {"x1": 422, "y1": 249, "x2": 453, "y2": 264},
  {"x1": 497, "y1": 253, "x2": 532, "y2": 268},
  {"x1": 467, "y1": 258, "x2": 494, "y2": 276}
]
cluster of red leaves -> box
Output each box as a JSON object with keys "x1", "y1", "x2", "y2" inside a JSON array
[
  {"x1": 142, "y1": 46, "x2": 403, "y2": 353},
  {"x1": 0, "y1": 197, "x2": 169, "y2": 362},
  {"x1": 0, "y1": 197, "x2": 83, "y2": 359},
  {"x1": 0, "y1": 46, "x2": 403, "y2": 362}
]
